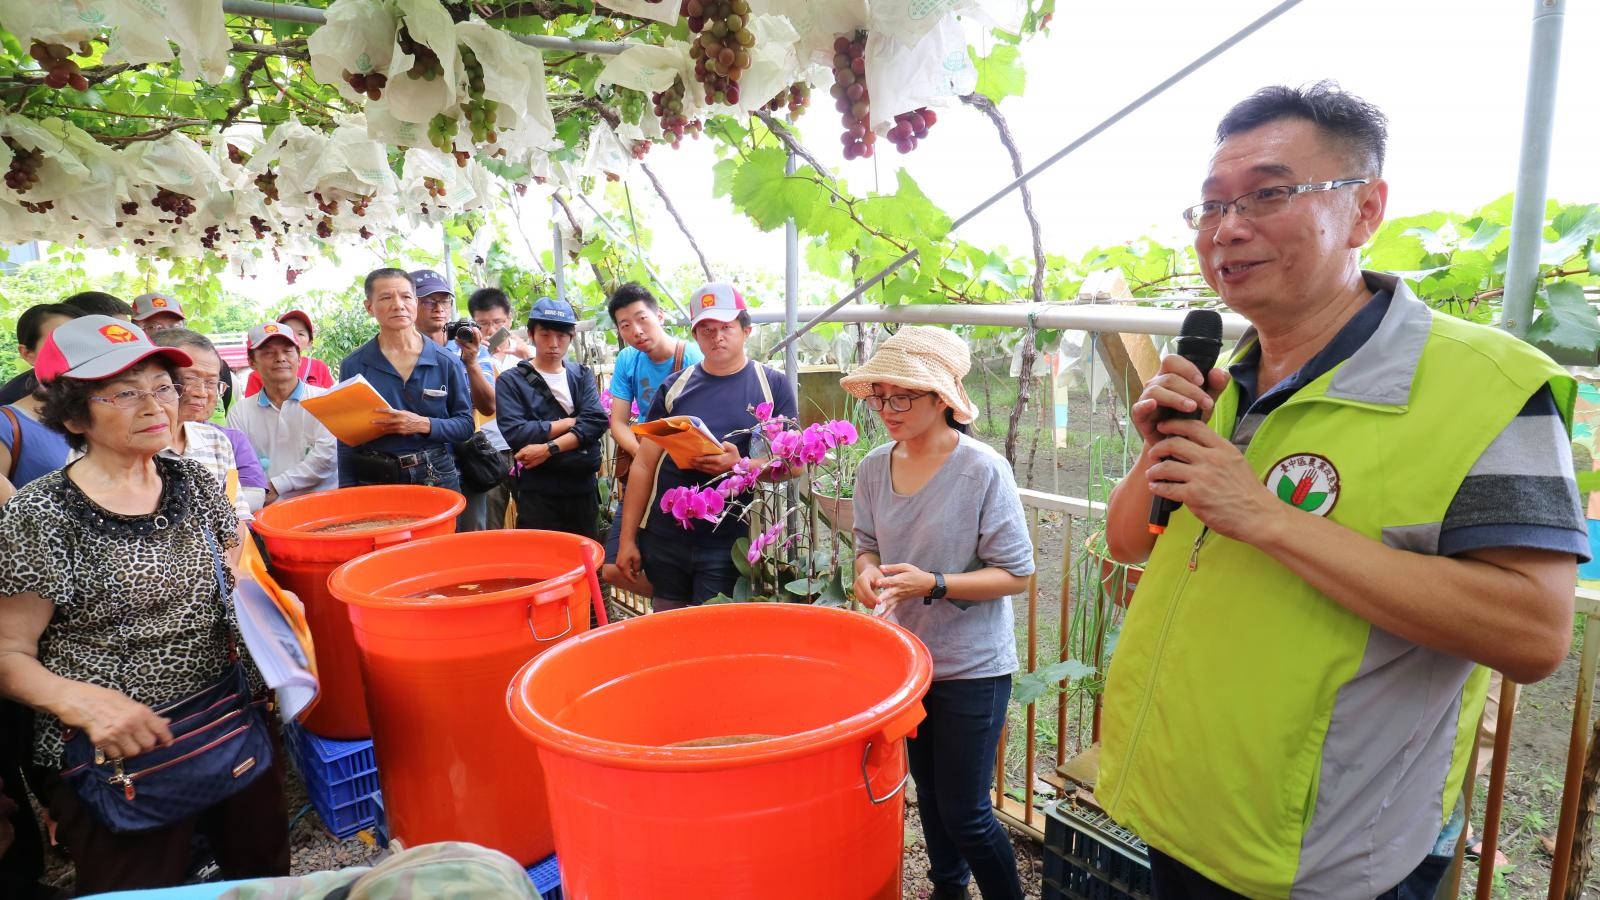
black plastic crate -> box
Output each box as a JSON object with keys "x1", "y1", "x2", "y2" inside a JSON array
[{"x1": 1042, "y1": 801, "x2": 1152, "y2": 900}]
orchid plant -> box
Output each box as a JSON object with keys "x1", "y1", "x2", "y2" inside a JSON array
[{"x1": 657, "y1": 401, "x2": 861, "y2": 605}]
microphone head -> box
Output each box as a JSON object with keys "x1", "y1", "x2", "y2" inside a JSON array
[
  {"x1": 1174, "y1": 308, "x2": 1224, "y2": 371},
  {"x1": 1179, "y1": 308, "x2": 1224, "y2": 342}
]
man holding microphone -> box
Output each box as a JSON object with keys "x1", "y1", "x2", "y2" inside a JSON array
[{"x1": 1099, "y1": 82, "x2": 1585, "y2": 899}]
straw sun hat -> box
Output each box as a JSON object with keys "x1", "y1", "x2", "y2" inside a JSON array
[{"x1": 839, "y1": 326, "x2": 979, "y2": 425}]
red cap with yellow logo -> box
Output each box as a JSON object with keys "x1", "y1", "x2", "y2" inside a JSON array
[
  {"x1": 688, "y1": 282, "x2": 748, "y2": 327},
  {"x1": 34, "y1": 315, "x2": 192, "y2": 384}
]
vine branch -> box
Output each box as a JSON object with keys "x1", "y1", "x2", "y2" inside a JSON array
[
  {"x1": 641, "y1": 161, "x2": 713, "y2": 281},
  {"x1": 963, "y1": 92, "x2": 1046, "y2": 465}
]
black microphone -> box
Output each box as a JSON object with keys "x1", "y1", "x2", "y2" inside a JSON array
[{"x1": 1148, "y1": 309, "x2": 1224, "y2": 535}]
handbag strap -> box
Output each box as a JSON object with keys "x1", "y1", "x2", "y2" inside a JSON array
[
  {"x1": 670, "y1": 341, "x2": 685, "y2": 374},
  {"x1": 200, "y1": 527, "x2": 239, "y2": 663},
  {"x1": 2, "y1": 406, "x2": 22, "y2": 482}
]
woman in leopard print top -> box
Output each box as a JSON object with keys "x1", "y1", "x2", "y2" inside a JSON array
[{"x1": 0, "y1": 315, "x2": 288, "y2": 893}]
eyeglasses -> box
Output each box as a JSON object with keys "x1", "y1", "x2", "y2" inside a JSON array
[
  {"x1": 89, "y1": 383, "x2": 184, "y2": 409},
  {"x1": 864, "y1": 391, "x2": 932, "y2": 412},
  {"x1": 1181, "y1": 179, "x2": 1369, "y2": 231},
  {"x1": 179, "y1": 377, "x2": 229, "y2": 396},
  {"x1": 417, "y1": 296, "x2": 453, "y2": 308}
]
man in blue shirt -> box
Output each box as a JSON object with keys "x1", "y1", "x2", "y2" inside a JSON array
[
  {"x1": 496, "y1": 298, "x2": 609, "y2": 537},
  {"x1": 336, "y1": 268, "x2": 473, "y2": 490},
  {"x1": 616, "y1": 283, "x2": 797, "y2": 611},
  {"x1": 600, "y1": 283, "x2": 703, "y2": 596}
]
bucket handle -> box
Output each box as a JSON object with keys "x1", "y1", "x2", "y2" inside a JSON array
[
  {"x1": 860, "y1": 738, "x2": 910, "y2": 805},
  {"x1": 526, "y1": 585, "x2": 574, "y2": 643},
  {"x1": 371, "y1": 529, "x2": 413, "y2": 548}
]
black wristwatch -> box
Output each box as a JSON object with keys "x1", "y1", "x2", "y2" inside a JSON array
[
  {"x1": 924, "y1": 572, "x2": 947, "y2": 605},
  {"x1": 546, "y1": 441, "x2": 561, "y2": 456}
]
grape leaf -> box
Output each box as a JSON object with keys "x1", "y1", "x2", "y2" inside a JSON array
[
  {"x1": 1543, "y1": 204, "x2": 1600, "y2": 266},
  {"x1": 1526, "y1": 280, "x2": 1600, "y2": 353},
  {"x1": 969, "y1": 44, "x2": 1025, "y2": 104},
  {"x1": 1012, "y1": 658, "x2": 1096, "y2": 706},
  {"x1": 728, "y1": 147, "x2": 815, "y2": 232}
]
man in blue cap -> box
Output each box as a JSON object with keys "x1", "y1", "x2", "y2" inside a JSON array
[{"x1": 495, "y1": 297, "x2": 609, "y2": 538}]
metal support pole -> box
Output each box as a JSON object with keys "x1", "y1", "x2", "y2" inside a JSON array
[
  {"x1": 1500, "y1": 0, "x2": 1567, "y2": 338},
  {"x1": 551, "y1": 197, "x2": 566, "y2": 305},
  {"x1": 768, "y1": 0, "x2": 1307, "y2": 358},
  {"x1": 784, "y1": 151, "x2": 800, "y2": 392},
  {"x1": 220, "y1": 0, "x2": 632, "y2": 55}
]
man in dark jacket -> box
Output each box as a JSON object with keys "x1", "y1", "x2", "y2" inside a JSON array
[{"x1": 495, "y1": 297, "x2": 608, "y2": 537}]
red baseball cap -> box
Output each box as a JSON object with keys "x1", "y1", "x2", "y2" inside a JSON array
[
  {"x1": 276, "y1": 309, "x2": 314, "y2": 340},
  {"x1": 34, "y1": 316, "x2": 192, "y2": 384}
]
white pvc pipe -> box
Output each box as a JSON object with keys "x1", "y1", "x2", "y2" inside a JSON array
[
  {"x1": 1500, "y1": 0, "x2": 1567, "y2": 338},
  {"x1": 220, "y1": 0, "x2": 633, "y2": 55},
  {"x1": 748, "y1": 303, "x2": 1251, "y2": 340}
]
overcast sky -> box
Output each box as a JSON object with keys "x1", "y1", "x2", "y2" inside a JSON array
[{"x1": 229, "y1": 0, "x2": 1599, "y2": 306}]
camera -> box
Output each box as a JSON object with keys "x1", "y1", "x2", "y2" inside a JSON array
[{"x1": 444, "y1": 319, "x2": 479, "y2": 343}]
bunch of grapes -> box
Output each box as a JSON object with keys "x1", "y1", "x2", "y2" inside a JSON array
[
  {"x1": 19, "y1": 199, "x2": 54, "y2": 214},
  {"x1": 452, "y1": 150, "x2": 469, "y2": 168},
  {"x1": 152, "y1": 189, "x2": 196, "y2": 223},
  {"x1": 255, "y1": 171, "x2": 279, "y2": 203},
  {"x1": 651, "y1": 77, "x2": 700, "y2": 149},
  {"x1": 358, "y1": 226, "x2": 374, "y2": 240},
  {"x1": 427, "y1": 113, "x2": 458, "y2": 153},
  {"x1": 315, "y1": 217, "x2": 333, "y2": 239},
  {"x1": 764, "y1": 81, "x2": 810, "y2": 120},
  {"x1": 350, "y1": 195, "x2": 372, "y2": 217},
  {"x1": 200, "y1": 225, "x2": 221, "y2": 250},
  {"x1": 887, "y1": 108, "x2": 937, "y2": 154},
  {"x1": 343, "y1": 69, "x2": 389, "y2": 101},
  {"x1": 684, "y1": 0, "x2": 754, "y2": 106},
  {"x1": 459, "y1": 47, "x2": 500, "y2": 145},
  {"x1": 4, "y1": 139, "x2": 42, "y2": 193},
  {"x1": 285, "y1": 267, "x2": 302, "y2": 285},
  {"x1": 630, "y1": 140, "x2": 651, "y2": 160},
  {"x1": 29, "y1": 42, "x2": 88, "y2": 91},
  {"x1": 121, "y1": 201, "x2": 139, "y2": 216},
  {"x1": 249, "y1": 215, "x2": 271, "y2": 239},
  {"x1": 422, "y1": 177, "x2": 447, "y2": 199},
  {"x1": 830, "y1": 34, "x2": 873, "y2": 160},
  {"x1": 226, "y1": 144, "x2": 249, "y2": 166},
  {"x1": 397, "y1": 26, "x2": 443, "y2": 81}
]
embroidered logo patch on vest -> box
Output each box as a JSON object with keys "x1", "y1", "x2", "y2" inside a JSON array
[{"x1": 1266, "y1": 453, "x2": 1340, "y2": 516}]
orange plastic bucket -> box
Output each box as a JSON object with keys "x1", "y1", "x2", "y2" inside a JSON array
[
  {"x1": 251, "y1": 486, "x2": 463, "y2": 738},
  {"x1": 328, "y1": 530, "x2": 601, "y2": 865},
  {"x1": 508, "y1": 603, "x2": 933, "y2": 899}
]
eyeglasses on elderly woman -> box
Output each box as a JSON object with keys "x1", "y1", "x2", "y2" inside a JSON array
[{"x1": 88, "y1": 383, "x2": 184, "y2": 409}]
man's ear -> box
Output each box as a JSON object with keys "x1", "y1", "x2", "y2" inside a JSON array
[{"x1": 1349, "y1": 178, "x2": 1388, "y2": 249}]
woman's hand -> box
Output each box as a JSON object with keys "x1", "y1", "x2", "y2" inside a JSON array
[
  {"x1": 853, "y1": 563, "x2": 884, "y2": 609},
  {"x1": 59, "y1": 682, "x2": 172, "y2": 760},
  {"x1": 874, "y1": 563, "x2": 937, "y2": 610},
  {"x1": 370, "y1": 408, "x2": 431, "y2": 436}
]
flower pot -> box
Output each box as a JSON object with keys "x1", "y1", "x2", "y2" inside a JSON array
[{"x1": 812, "y1": 489, "x2": 853, "y2": 537}]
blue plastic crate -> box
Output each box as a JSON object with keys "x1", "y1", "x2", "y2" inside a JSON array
[
  {"x1": 284, "y1": 724, "x2": 381, "y2": 840},
  {"x1": 526, "y1": 855, "x2": 562, "y2": 900}
]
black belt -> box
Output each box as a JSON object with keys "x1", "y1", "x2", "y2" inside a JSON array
[{"x1": 360, "y1": 448, "x2": 433, "y2": 469}]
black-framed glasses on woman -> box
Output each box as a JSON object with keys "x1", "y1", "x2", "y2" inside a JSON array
[
  {"x1": 89, "y1": 384, "x2": 185, "y2": 409},
  {"x1": 1181, "y1": 178, "x2": 1369, "y2": 231},
  {"x1": 864, "y1": 391, "x2": 932, "y2": 412}
]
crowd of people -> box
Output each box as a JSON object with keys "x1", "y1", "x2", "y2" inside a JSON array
[{"x1": 0, "y1": 79, "x2": 1585, "y2": 900}]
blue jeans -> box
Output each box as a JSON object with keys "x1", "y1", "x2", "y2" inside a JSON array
[
  {"x1": 1149, "y1": 848, "x2": 1451, "y2": 899},
  {"x1": 908, "y1": 675, "x2": 1024, "y2": 900},
  {"x1": 638, "y1": 528, "x2": 739, "y2": 610}
]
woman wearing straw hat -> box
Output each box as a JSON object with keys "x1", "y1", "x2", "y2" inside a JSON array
[{"x1": 841, "y1": 326, "x2": 1033, "y2": 900}]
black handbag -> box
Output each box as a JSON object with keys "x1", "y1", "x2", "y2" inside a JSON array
[
  {"x1": 59, "y1": 529, "x2": 274, "y2": 833},
  {"x1": 455, "y1": 428, "x2": 507, "y2": 493}
]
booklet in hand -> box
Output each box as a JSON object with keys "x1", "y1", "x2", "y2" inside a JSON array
[
  {"x1": 632, "y1": 415, "x2": 725, "y2": 467},
  {"x1": 234, "y1": 541, "x2": 320, "y2": 723},
  {"x1": 300, "y1": 374, "x2": 394, "y2": 445}
]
